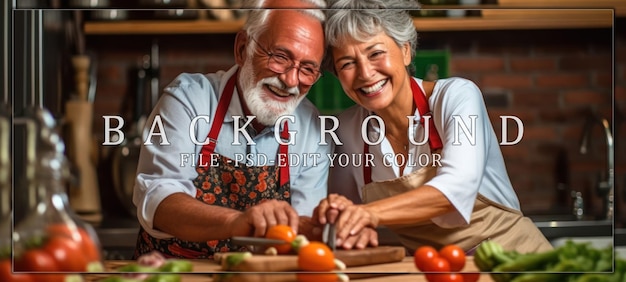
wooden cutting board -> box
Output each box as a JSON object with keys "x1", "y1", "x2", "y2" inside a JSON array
[
  {"x1": 219, "y1": 246, "x2": 406, "y2": 271},
  {"x1": 209, "y1": 257, "x2": 492, "y2": 282},
  {"x1": 86, "y1": 257, "x2": 492, "y2": 282}
]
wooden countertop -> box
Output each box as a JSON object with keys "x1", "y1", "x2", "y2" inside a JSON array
[{"x1": 84, "y1": 257, "x2": 493, "y2": 282}]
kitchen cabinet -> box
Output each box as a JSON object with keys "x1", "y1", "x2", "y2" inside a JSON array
[{"x1": 82, "y1": 1, "x2": 624, "y2": 35}]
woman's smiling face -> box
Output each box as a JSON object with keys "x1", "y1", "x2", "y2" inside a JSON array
[{"x1": 332, "y1": 32, "x2": 413, "y2": 112}]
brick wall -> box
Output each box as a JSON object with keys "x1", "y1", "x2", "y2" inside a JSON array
[{"x1": 86, "y1": 21, "x2": 626, "y2": 224}]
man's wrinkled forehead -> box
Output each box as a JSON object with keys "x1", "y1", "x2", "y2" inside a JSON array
[{"x1": 262, "y1": 0, "x2": 318, "y2": 9}]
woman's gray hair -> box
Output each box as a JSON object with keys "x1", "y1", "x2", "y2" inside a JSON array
[
  {"x1": 241, "y1": 0, "x2": 327, "y2": 43},
  {"x1": 324, "y1": 0, "x2": 419, "y2": 73}
]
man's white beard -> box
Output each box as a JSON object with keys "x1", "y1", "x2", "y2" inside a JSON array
[{"x1": 238, "y1": 58, "x2": 306, "y2": 126}]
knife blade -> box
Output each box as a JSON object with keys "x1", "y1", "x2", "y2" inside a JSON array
[
  {"x1": 231, "y1": 236, "x2": 288, "y2": 254},
  {"x1": 323, "y1": 223, "x2": 337, "y2": 251},
  {"x1": 231, "y1": 236, "x2": 287, "y2": 246}
]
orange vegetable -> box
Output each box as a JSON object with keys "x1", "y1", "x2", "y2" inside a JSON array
[
  {"x1": 265, "y1": 225, "x2": 296, "y2": 254},
  {"x1": 297, "y1": 242, "x2": 335, "y2": 271}
]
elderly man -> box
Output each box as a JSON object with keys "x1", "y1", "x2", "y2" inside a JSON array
[{"x1": 133, "y1": 0, "x2": 334, "y2": 259}]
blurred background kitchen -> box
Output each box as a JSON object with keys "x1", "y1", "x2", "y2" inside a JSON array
[{"x1": 2, "y1": 0, "x2": 625, "y2": 259}]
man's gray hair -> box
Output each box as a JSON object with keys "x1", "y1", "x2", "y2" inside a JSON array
[
  {"x1": 241, "y1": 0, "x2": 327, "y2": 41},
  {"x1": 324, "y1": 0, "x2": 420, "y2": 73}
]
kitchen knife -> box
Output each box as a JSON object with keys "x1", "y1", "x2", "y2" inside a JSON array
[
  {"x1": 230, "y1": 236, "x2": 287, "y2": 246},
  {"x1": 323, "y1": 223, "x2": 337, "y2": 251}
]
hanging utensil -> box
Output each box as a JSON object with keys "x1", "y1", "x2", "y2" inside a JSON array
[
  {"x1": 149, "y1": 41, "x2": 159, "y2": 109},
  {"x1": 111, "y1": 59, "x2": 148, "y2": 217}
]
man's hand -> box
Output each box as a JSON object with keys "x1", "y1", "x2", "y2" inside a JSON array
[{"x1": 228, "y1": 199, "x2": 299, "y2": 237}]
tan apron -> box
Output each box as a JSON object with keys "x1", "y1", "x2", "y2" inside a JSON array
[{"x1": 361, "y1": 79, "x2": 553, "y2": 254}]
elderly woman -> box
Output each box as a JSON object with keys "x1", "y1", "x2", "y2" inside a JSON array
[{"x1": 314, "y1": 0, "x2": 553, "y2": 253}]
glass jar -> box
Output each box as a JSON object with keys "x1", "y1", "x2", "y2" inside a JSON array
[{"x1": 12, "y1": 111, "x2": 103, "y2": 276}]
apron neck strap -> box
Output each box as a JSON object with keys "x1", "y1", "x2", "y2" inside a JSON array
[
  {"x1": 411, "y1": 78, "x2": 443, "y2": 151},
  {"x1": 200, "y1": 70, "x2": 291, "y2": 186},
  {"x1": 203, "y1": 70, "x2": 238, "y2": 154},
  {"x1": 363, "y1": 78, "x2": 442, "y2": 185}
]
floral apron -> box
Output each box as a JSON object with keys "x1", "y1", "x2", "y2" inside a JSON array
[
  {"x1": 361, "y1": 79, "x2": 552, "y2": 254},
  {"x1": 134, "y1": 71, "x2": 291, "y2": 259}
]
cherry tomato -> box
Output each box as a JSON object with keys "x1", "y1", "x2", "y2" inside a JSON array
[
  {"x1": 0, "y1": 259, "x2": 34, "y2": 282},
  {"x1": 413, "y1": 246, "x2": 439, "y2": 271},
  {"x1": 15, "y1": 249, "x2": 65, "y2": 282},
  {"x1": 297, "y1": 242, "x2": 335, "y2": 271},
  {"x1": 265, "y1": 225, "x2": 296, "y2": 254},
  {"x1": 46, "y1": 224, "x2": 100, "y2": 262},
  {"x1": 296, "y1": 272, "x2": 340, "y2": 282},
  {"x1": 427, "y1": 272, "x2": 465, "y2": 282},
  {"x1": 15, "y1": 249, "x2": 58, "y2": 272},
  {"x1": 422, "y1": 256, "x2": 450, "y2": 273},
  {"x1": 42, "y1": 236, "x2": 87, "y2": 271},
  {"x1": 461, "y1": 272, "x2": 480, "y2": 282},
  {"x1": 439, "y1": 244, "x2": 466, "y2": 272}
]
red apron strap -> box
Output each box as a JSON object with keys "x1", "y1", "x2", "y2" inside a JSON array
[
  {"x1": 410, "y1": 79, "x2": 443, "y2": 151},
  {"x1": 199, "y1": 71, "x2": 238, "y2": 164},
  {"x1": 362, "y1": 78, "x2": 443, "y2": 184},
  {"x1": 363, "y1": 142, "x2": 371, "y2": 185},
  {"x1": 198, "y1": 70, "x2": 290, "y2": 184},
  {"x1": 279, "y1": 121, "x2": 290, "y2": 186}
]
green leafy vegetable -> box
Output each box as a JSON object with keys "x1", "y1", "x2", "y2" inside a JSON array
[{"x1": 474, "y1": 240, "x2": 624, "y2": 282}]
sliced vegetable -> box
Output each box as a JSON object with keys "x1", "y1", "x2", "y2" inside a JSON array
[
  {"x1": 223, "y1": 252, "x2": 252, "y2": 270},
  {"x1": 158, "y1": 260, "x2": 193, "y2": 272}
]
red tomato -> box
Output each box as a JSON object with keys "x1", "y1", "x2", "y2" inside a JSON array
[
  {"x1": 42, "y1": 236, "x2": 87, "y2": 271},
  {"x1": 265, "y1": 225, "x2": 296, "y2": 254},
  {"x1": 413, "y1": 246, "x2": 439, "y2": 271},
  {"x1": 439, "y1": 244, "x2": 466, "y2": 272},
  {"x1": 46, "y1": 224, "x2": 101, "y2": 262},
  {"x1": 461, "y1": 272, "x2": 480, "y2": 282},
  {"x1": 28, "y1": 274, "x2": 66, "y2": 282},
  {"x1": 15, "y1": 249, "x2": 58, "y2": 272},
  {"x1": 422, "y1": 256, "x2": 450, "y2": 273},
  {"x1": 0, "y1": 259, "x2": 34, "y2": 282},
  {"x1": 426, "y1": 273, "x2": 465, "y2": 282},
  {"x1": 15, "y1": 249, "x2": 65, "y2": 282},
  {"x1": 297, "y1": 242, "x2": 335, "y2": 271}
]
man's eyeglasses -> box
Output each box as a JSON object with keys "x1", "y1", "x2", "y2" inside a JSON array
[{"x1": 249, "y1": 36, "x2": 322, "y2": 86}]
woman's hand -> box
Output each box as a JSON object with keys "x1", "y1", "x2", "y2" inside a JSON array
[
  {"x1": 312, "y1": 193, "x2": 354, "y2": 225},
  {"x1": 333, "y1": 203, "x2": 380, "y2": 244},
  {"x1": 313, "y1": 194, "x2": 379, "y2": 245},
  {"x1": 337, "y1": 227, "x2": 379, "y2": 250}
]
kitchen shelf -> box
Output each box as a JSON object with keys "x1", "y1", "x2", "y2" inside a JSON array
[
  {"x1": 83, "y1": 9, "x2": 614, "y2": 35},
  {"x1": 497, "y1": 0, "x2": 626, "y2": 17},
  {"x1": 84, "y1": 18, "x2": 246, "y2": 34}
]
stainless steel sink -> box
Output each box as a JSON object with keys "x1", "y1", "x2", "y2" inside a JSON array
[{"x1": 530, "y1": 215, "x2": 613, "y2": 242}]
